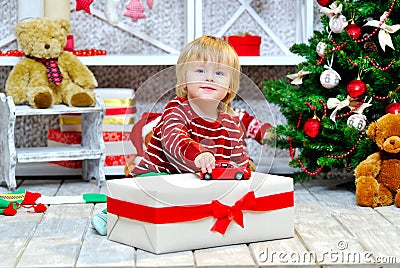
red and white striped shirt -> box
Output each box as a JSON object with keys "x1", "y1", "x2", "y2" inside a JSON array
[{"x1": 132, "y1": 97, "x2": 248, "y2": 175}]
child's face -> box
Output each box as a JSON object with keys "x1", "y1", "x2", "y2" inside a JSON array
[{"x1": 185, "y1": 61, "x2": 231, "y2": 103}]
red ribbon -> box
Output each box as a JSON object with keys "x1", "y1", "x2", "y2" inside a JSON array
[
  {"x1": 108, "y1": 191, "x2": 293, "y2": 234},
  {"x1": 105, "y1": 106, "x2": 136, "y2": 116}
]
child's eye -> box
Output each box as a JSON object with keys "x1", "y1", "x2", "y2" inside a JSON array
[
  {"x1": 195, "y1": 68, "x2": 205, "y2": 74},
  {"x1": 215, "y1": 71, "x2": 224, "y2": 76}
]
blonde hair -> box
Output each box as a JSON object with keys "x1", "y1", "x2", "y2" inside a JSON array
[{"x1": 176, "y1": 35, "x2": 241, "y2": 113}]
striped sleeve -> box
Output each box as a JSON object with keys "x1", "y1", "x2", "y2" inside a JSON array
[
  {"x1": 159, "y1": 103, "x2": 209, "y2": 169},
  {"x1": 234, "y1": 108, "x2": 272, "y2": 144}
]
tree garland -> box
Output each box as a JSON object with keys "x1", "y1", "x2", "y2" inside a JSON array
[
  {"x1": 327, "y1": 131, "x2": 365, "y2": 159},
  {"x1": 354, "y1": 0, "x2": 397, "y2": 43},
  {"x1": 289, "y1": 99, "x2": 327, "y2": 175},
  {"x1": 288, "y1": 95, "x2": 365, "y2": 174},
  {"x1": 317, "y1": 0, "x2": 397, "y2": 71}
]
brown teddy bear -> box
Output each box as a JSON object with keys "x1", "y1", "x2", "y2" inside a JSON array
[
  {"x1": 354, "y1": 113, "x2": 400, "y2": 208},
  {"x1": 5, "y1": 17, "x2": 97, "y2": 108}
]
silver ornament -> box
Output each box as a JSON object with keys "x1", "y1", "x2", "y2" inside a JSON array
[
  {"x1": 347, "y1": 114, "x2": 367, "y2": 131},
  {"x1": 316, "y1": 42, "x2": 327, "y2": 57},
  {"x1": 329, "y1": 15, "x2": 348, "y2": 33},
  {"x1": 320, "y1": 69, "x2": 341, "y2": 89}
]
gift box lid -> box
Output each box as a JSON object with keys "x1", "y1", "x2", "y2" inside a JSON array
[
  {"x1": 107, "y1": 172, "x2": 293, "y2": 207},
  {"x1": 224, "y1": 35, "x2": 261, "y2": 45},
  {"x1": 94, "y1": 88, "x2": 135, "y2": 99}
]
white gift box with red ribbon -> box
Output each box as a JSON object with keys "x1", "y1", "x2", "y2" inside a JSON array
[
  {"x1": 59, "y1": 88, "x2": 135, "y2": 132},
  {"x1": 107, "y1": 172, "x2": 294, "y2": 254}
]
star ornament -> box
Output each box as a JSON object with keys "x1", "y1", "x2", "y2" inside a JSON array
[
  {"x1": 124, "y1": 0, "x2": 147, "y2": 22},
  {"x1": 76, "y1": 0, "x2": 94, "y2": 14},
  {"x1": 364, "y1": 12, "x2": 400, "y2": 51}
]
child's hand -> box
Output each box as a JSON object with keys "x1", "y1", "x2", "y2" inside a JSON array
[
  {"x1": 262, "y1": 127, "x2": 277, "y2": 145},
  {"x1": 194, "y1": 152, "x2": 215, "y2": 174}
]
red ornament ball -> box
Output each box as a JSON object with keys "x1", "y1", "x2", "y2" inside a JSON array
[
  {"x1": 385, "y1": 102, "x2": 400, "y2": 114},
  {"x1": 347, "y1": 80, "x2": 367, "y2": 98},
  {"x1": 303, "y1": 118, "x2": 321, "y2": 138},
  {"x1": 346, "y1": 23, "x2": 362, "y2": 39},
  {"x1": 317, "y1": 0, "x2": 334, "y2": 7}
]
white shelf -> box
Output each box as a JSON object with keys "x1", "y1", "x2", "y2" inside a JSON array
[
  {"x1": 17, "y1": 146, "x2": 102, "y2": 163},
  {"x1": 239, "y1": 56, "x2": 304, "y2": 66},
  {"x1": 15, "y1": 162, "x2": 125, "y2": 176},
  {"x1": 15, "y1": 102, "x2": 104, "y2": 116},
  {"x1": 0, "y1": 93, "x2": 106, "y2": 190},
  {"x1": 0, "y1": 55, "x2": 304, "y2": 66}
]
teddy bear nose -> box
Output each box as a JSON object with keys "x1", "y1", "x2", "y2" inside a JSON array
[
  {"x1": 44, "y1": 44, "x2": 50, "y2": 49},
  {"x1": 390, "y1": 140, "x2": 395, "y2": 145}
]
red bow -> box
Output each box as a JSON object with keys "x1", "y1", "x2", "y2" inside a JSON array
[{"x1": 210, "y1": 191, "x2": 256, "y2": 234}]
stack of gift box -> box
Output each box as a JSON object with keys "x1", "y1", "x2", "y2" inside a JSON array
[{"x1": 47, "y1": 88, "x2": 136, "y2": 175}]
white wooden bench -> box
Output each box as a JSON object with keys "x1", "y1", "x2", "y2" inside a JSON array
[{"x1": 0, "y1": 93, "x2": 106, "y2": 190}]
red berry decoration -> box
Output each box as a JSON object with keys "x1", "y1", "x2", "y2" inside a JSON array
[
  {"x1": 346, "y1": 23, "x2": 362, "y2": 39},
  {"x1": 303, "y1": 118, "x2": 322, "y2": 138},
  {"x1": 317, "y1": 0, "x2": 334, "y2": 7},
  {"x1": 33, "y1": 203, "x2": 47, "y2": 213},
  {"x1": 347, "y1": 79, "x2": 367, "y2": 98},
  {"x1": 3, "y1": 203, "x2": 17, "y2": 216},
  {"x1": 385, "y1": 102, "x2": 400, "y2": 114}
]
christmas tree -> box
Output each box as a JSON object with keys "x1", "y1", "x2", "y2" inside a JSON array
[{"x1": 263, "y1": 0, "x2": 400, "y2": 181}]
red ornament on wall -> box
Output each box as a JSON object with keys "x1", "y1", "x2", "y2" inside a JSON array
[
  {"x1": 317, "y1": 0, "x2": 334, "y2": 7},
  {"x1": 385, "y1": 102, "x2": 400, "y2": 114},
  {"x1": 346, "y1": 23, "x2": 362, "y2": 39},
  {"x1": 347, "y1": 80, "x2": 367, "y2": 98},
  {"x1": 303, "y1": 118, "x2": 322, "y2": 138}
]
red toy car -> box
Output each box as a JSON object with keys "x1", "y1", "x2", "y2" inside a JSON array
[{"x1": 200, "y1": 160, "x2": 251, "y2": 180}]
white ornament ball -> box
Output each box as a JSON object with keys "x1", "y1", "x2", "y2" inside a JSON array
[
  {"x1": 320, "y1": 69, "x2": 340, "y2": 89},
  {"x1": 347, "y1": 114, "x2": 367, "y2": 131},
  {"x1": 316, "y1": 42, "x2": 327, "y2": 57},
  {"x1": 329, "y1": 15, "x2": 348, "y2": 33}
]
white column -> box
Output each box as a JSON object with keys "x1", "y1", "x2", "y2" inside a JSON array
[
  {"x1": 44, "y1": 0, "x2": 72, "y2": 50},
  {"x1": 44, "y1": 0, "x2": 70, "y2": 21},
  {"x1": 17, "y1": 0, "x2": 44, "y2": 21}
]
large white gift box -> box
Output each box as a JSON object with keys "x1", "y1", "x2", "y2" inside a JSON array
[{"x1": 106, "y1": 172, "x2": 294, "y2": 254}]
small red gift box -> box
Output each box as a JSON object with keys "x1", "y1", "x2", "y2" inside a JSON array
[{"x1": 224, "y1": 35, "x2": 261, "y2": 56}]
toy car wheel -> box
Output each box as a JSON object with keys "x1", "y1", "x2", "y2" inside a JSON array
[
  {"x1": 234, "y1": 172, "x2": 244, "y2": 180},
  {"x1": 203, "y1": 173, "x2": 212, "y2": 180}
]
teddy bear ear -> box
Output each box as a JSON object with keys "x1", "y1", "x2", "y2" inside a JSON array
[
  {"x1": 55, "y1": 19, "x2": 71, "y2": 35},
  {"x1": 14, "y1": 20, "x2": 30, "y2": 37},
  {"x1": 367, "y1": 121, "x2": 377, "y2": 141}
]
